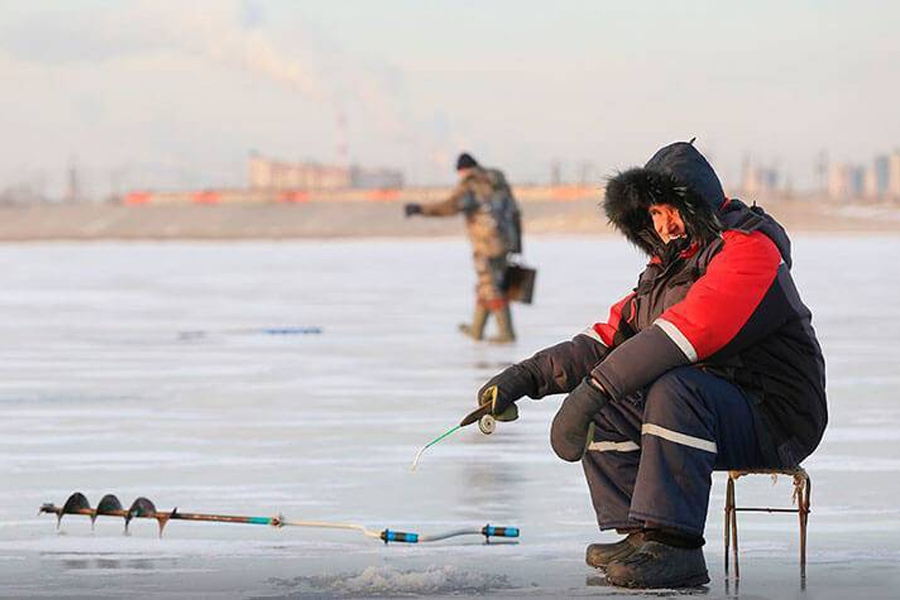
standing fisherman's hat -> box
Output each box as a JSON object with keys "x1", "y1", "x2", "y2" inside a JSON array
[{"x1": 456, "y1": 153, "x2": 479, "y2": 171}]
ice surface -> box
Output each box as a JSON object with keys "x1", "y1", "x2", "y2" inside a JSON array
[{"x1": 1, "y1": 237, "x2": 899, "y2": 599}]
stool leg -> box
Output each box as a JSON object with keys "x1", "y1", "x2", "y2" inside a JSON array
[
  {"x1": 730, "y1": 479, "x2": 740, "y2": 580},
  {"x1": 725, "y1": 477, "x2": 733, "y2": 576},
  {"x1": 799, "y1": 476, "x2": 811, "y2": 580}
]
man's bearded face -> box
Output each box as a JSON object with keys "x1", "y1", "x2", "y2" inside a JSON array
[{"x1": 649, "y1": 203, "x2": 686, "y2": 244}]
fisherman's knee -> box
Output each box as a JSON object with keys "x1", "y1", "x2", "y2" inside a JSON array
[{"x1": 643, "y1": 367, "x2": 707, "y2": 426}]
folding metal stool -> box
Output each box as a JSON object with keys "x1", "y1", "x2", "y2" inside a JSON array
[{"x1": 724, "y1": 467, "x2": 811, "y2": 580}]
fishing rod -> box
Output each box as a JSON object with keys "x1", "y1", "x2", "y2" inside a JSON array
[
  {"x1": 410, "y1": 388, "x2": 503, "y2": 471},
  {"x1": 177, "y1": 326, "x2": 323, "y2": 339},
  {"x1": 39, "y1": 492, "x2": 519, "y2": 545}
]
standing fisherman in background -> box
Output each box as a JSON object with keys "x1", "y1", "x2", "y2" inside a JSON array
[{"x1": 404, "y1": 153, "x2": 522, "y2": 343}]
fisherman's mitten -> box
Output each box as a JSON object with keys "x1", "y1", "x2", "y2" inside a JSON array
[
  {"x1": 477, "y1": 363, "x2": 535, "y2": 422},
  {"x1": 550, "y1": 377, "x2": 610, "y2": 462},
  {"x1": 404, "y1": 203, "x2": 423, "y2": 217}
]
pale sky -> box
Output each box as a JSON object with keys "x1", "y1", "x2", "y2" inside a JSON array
[{"x1": 1, "y1": 0, "x2": 898, "y2": 198}]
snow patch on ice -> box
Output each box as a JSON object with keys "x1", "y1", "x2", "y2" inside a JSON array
[{"x1": 272, "y1": 565, "x2": 513, "y2": 597}]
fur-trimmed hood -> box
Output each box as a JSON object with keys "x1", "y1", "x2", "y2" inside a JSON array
[{"x1": 603, "y1": 141, "x2": 726, "y2": 256}]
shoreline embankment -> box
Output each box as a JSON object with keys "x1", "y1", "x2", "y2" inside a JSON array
[{"x1": 1, "y1": 190, "x2": 899, "y2": 241}]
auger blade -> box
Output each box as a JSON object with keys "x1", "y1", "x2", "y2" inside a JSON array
[
  {"x1": 96, "y1": 494, "x2": 123, "y2": 515},
  {"x1": 94, "y1": 494, "x2": 124, "y2": 529},
  {"x1": 58, "y1": 492, "x2": 91, "y2": 529},
  {"x1": 125, "y1": 497, "x2": 157, "y2": 533},
  {"x1": 61, "y1": 492, "x2": 91, "y2": 513},
  {"x1": 157, "y1": 507, "x2": 176, "y2": 538}
]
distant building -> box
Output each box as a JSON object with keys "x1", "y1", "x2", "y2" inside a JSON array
[
  {"x1": 889, "y1": 151, "x2": 900, "y2": 200},
  {"x1": 248, "y1": 155, "x2": 351, "y2": 191},
  {"x1": 741, "y1": 161, "x2": 780, "y2": 196},
  {"x1": 864, "y1": 155, "x2": 890, "y2": 198},
  {"x1": 248, "y1": 154, "x2": 403, "y2": 191},
  {"x1": 350, "y1": 165, "x2": 405, "y2": 189},
  {"x1": 874, "y1": 155, "x2": 890, "y2": 195},
  {"x1": 827, "y1": 163, "x2": 865, "y2": 200},
  {"x1": 864, "y1": 165, "x2": 879, "y2": 198}
]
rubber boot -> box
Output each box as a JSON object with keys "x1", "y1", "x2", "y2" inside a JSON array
[
  {"x1": 458, "y1": 305, "x2": 489, "y2": 340},
  {"x1": 605, "y1": 541, "x2": 710, "y2": 589},
  {"x1": 487, "y1": 305, "x2": 516, "y2": 344},
  {"x1": 585, "y1": 531, "x2": 645, "y2": 570}
]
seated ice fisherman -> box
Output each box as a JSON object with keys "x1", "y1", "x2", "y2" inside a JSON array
[{"x1": 475, "y1": 140, "x2": 827, "y2": 589}]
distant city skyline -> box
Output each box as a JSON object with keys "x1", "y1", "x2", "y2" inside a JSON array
[{"x1": 2, "y1": 0, "x2": 899, "y2": 199}]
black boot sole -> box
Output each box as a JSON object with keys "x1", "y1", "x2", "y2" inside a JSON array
[{"x1": 606, "y1": 570, "x2": 710, "y2": 589}]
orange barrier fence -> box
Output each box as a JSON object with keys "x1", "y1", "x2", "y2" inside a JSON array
[
  {"x1": 119, "y1": 185, "x2": 601, "y2": 206},
  {"x1": 193, "y1": 191, "x2": 221, "y2": 205},
  {"x1": 278, "y1": 191, "x2": 311, "y2": 203},
  {"x1": 124, "y1": 192, "x2": 152, "y2": 205}
]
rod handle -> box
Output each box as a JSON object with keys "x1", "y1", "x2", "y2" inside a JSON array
[
  {"x1": 482, "y1": 525, "x2": 519, "y2": 538},
  {"x1": 380, "y1": 529, "x2": 419, "y2": 544},
  {"x1": 459, "y1": 402, "x2": 492, "y2": 427}
]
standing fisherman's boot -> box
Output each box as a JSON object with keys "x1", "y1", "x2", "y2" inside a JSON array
[
  {"x1": 586, "y1": 531, "x2": 646, "y2": 570},
  {"x1": 458, "y1": 305, "x2": 489, "y2": 340},
  {"x1": 488, "y1": 304, "x2": 516, "y2": 344}
]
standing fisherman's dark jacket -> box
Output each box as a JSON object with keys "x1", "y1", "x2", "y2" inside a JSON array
[{"x1": 511, "y1": 142, "x2": 827, "y2": 467}]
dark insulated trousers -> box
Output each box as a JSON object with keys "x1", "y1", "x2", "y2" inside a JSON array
[{"x1": 582, "y1": 366, "x2": 768, "y2": 537}]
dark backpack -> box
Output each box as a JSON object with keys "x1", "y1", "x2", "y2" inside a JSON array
[{"x1": 485, "y1": 169, "x2": 522, "y2": 254}]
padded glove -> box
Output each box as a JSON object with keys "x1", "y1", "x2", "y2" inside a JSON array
[
  {"x1": 476, "y1": 364, "x2": 535, "y2": 422},
  {"x1": 550, "y1": 376, "x2": 610, "y2": 462}
]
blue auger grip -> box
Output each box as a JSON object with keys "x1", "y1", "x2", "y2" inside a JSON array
[
  {"x1": 381, "y1": 529, "x2": 419, "y2": 544},
  {"x1": 482, "y1": 525, "x2": 519, "y2": 538}
]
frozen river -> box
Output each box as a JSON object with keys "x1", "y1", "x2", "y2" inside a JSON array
[{"x1": 0, "y1": 236, "x2": 899, "y2": 599}]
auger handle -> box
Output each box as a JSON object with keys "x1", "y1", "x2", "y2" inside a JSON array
[
  {"x1": 380, "y1": 529, "x2": 419, "y2": 544},
  {"x1": 482, "y1": 524, "x2": 519, "y2": 539}
]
